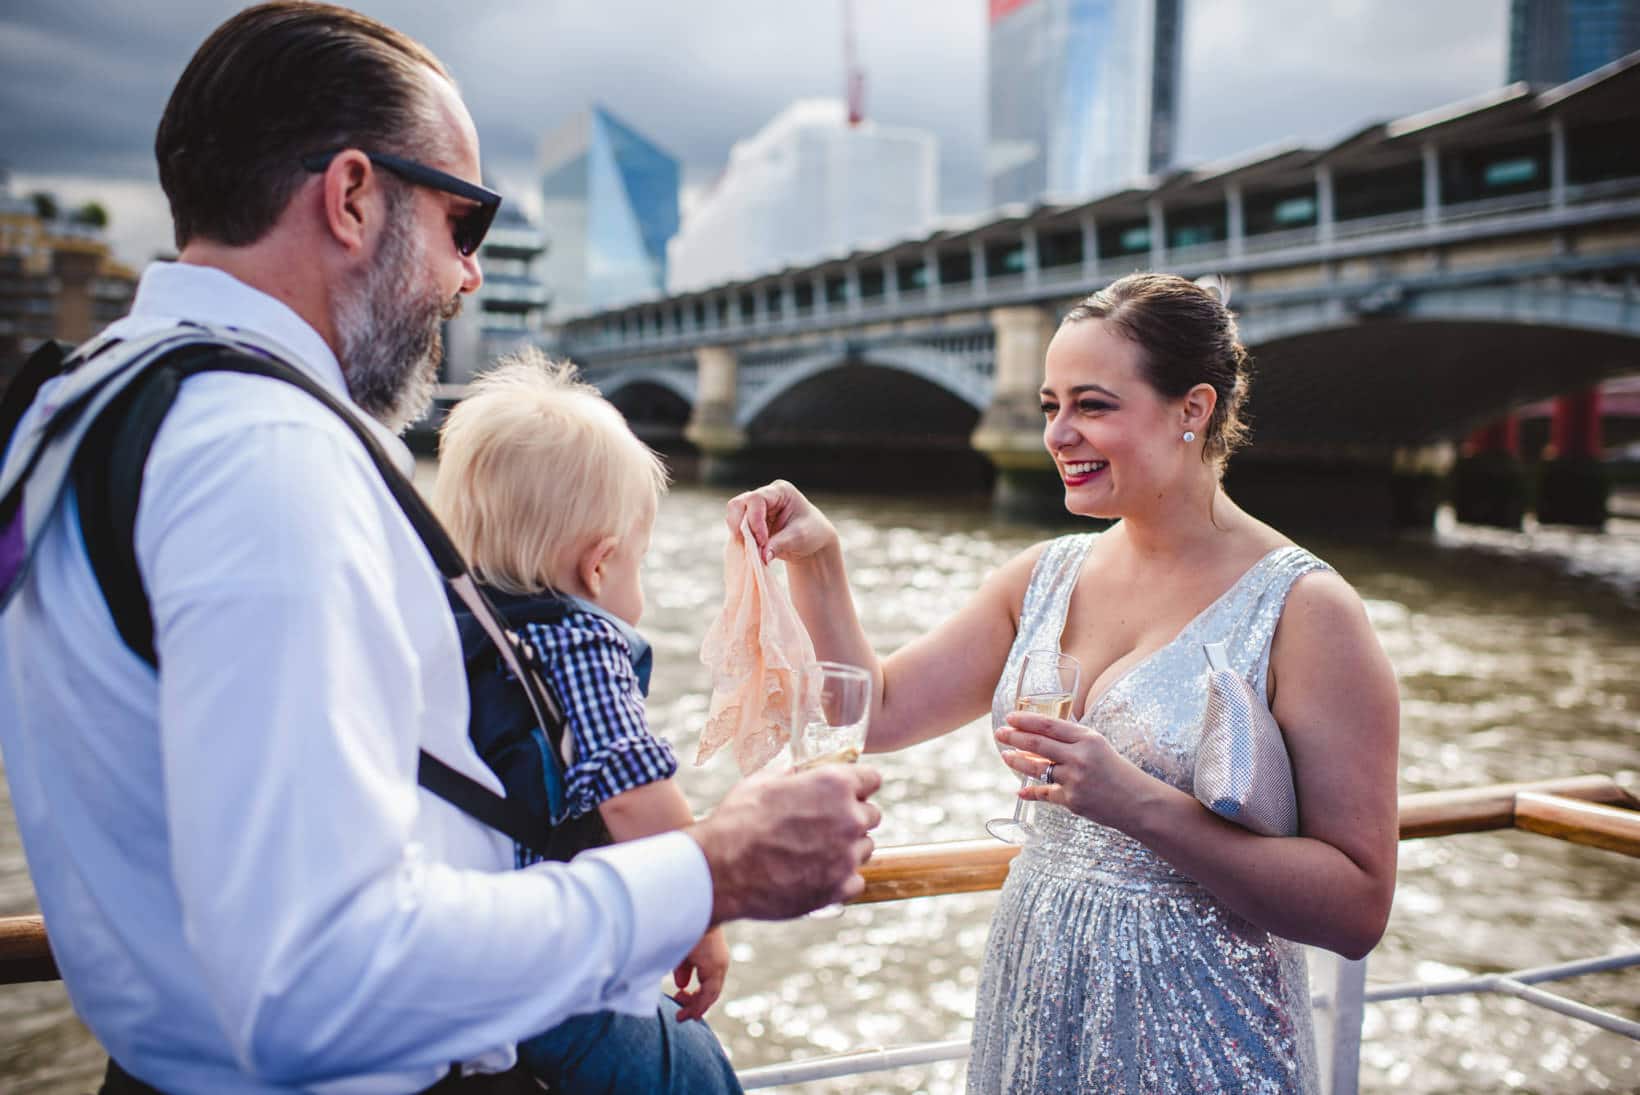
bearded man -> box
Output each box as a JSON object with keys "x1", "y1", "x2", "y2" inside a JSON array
[{"x1": 0, "y1": 5, "x2": 880, "y2": 1093}]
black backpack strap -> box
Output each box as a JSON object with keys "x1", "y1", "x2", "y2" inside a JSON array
[
  {"x1": 0, "y1": 340, "x2": 67, "y2": 454},
  {"x1": 74, "y1": 343, "x2": 560, "y2": 858}
]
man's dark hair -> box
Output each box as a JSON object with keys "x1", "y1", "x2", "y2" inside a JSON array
[{"x1": 155, "y1": 1, "x2": 452, "y2": 250}]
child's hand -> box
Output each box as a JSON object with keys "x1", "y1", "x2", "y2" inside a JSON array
[{"x1": 672, "y1": 926, "x2": 730, "y2": 1022}]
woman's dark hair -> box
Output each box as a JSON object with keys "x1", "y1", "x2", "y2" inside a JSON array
[
  {"x1": 155, "y1": 1, "x2": 451, "y2": 249},
  {"x1": 1062, "y1": 273, "x2": 1252, "y2": 463}
]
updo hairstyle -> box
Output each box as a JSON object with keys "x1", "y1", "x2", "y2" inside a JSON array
[{"x1": 1061, "y1": 273, "x2": 1252, "y2": 463}]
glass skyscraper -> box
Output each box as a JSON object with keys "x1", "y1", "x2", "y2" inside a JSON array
[
  {"x1": 538, "y1": 106, "x2": 679, "y2": 320},
  {"x1": 1508, "y1": 0, "x2": 1640, "y2": 84},
  {"x1": 986, "y1": 0, "x2": 1183, "y2": 208}
]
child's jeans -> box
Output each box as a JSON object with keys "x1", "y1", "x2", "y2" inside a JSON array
[{"x1": 520, "y1": 994, "x2": 742, "y2": 1094}]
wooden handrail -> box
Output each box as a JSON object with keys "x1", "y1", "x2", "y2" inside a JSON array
[{"x1": 3, "y1": 773, "x2": 1636, "y2": 986}]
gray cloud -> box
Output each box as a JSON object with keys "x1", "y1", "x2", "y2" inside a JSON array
[{"x1": 1, "y1": 0, "x2": 1506, "y2": 266}]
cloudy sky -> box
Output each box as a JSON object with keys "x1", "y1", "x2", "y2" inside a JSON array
[{"x1": 1, "y1": 0, "x2": 1508, "y2": 267}]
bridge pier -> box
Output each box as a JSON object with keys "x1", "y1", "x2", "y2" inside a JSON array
[
  {"x1": 1536, "y1": 388, "x2": 1608, "y2": 527},
  {"x1": 683, "y1": 345, "x2": 749, "y2": 485},
  {"x1": 971, "y1": 306, "x2": 1064, "y2": 521},
  {"x1": 1453, "y1": 416, "x2": 1527, "y2": 529}
]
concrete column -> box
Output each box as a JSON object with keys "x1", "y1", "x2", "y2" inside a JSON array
[
  {"x1": 1550, "y1": 115, "x2": 1568, "y2": 210},
  {"x1": 1225, "y1": 184, "x2": 1245, "y2": 260},
  {"x1": 681, "y1": 299, "x2": 696, "y2": 336},
  {"x1": 684, "y1": 345, "x2": 749, "y2": 484},
  {"x1": 923, "y1": 246, "x2": 941, "y2": 303},
  {"x1": 883, "y1": 258, "x2": 899, "y2": 306},
  {"x1": 1022, "y1": 225, "x2": 1041, "y2": 288},
  {"x1": 1080, "y1": 212, "x2": 1099, "y2": 281},
  {"x1": 970, "y1": 239, "x2": 987, "y2": 298},
  {"x1": 1453, "y1": 415, "x2": 1525, "y2": 529},
  {"x1": 781, "y1": 276, "x2": 797, "y2": 322},
  {"x1": 846, "y1": 265, "x2": 863, "y2": 316},
  {"x1": 1316, "y1": 165, "x2": 1336, "y2": 246},
  {"x1": 813, "y1": 273, "x2": 829, "y2": 318},
  {"x1": 1538, "y1": 387, "x2": 1608, "y2": 526},
  {"x1": 753, "y1": 285, "x2": 769, "y2": 328},
  {"x1": 1147, "y1": 199, "x2": 1166, "y2": 270},
  {"x1": 971, "y1": 305, "x2": 1061, "y2": 519},
  {"x1": 1422, "y1": 143, "x2": 1441, "y2": 229}
]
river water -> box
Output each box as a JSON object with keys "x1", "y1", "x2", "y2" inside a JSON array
[{"x1": 2, "y1": 478, "x2": 1636, "y2": 1093}]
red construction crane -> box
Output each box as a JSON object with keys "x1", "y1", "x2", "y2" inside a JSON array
[{"x1": 844, "y1": 0, "x2": 866, "y2": 126}]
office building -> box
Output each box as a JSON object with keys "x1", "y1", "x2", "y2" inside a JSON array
[
  {"x1": 537, "y1": 106, "x2": 679, "y2": 320},
  {"x1": 987, "y1": 0, "x2": 1184, "y2": 207},
  {"x1": 1509, "y1": 0, "x2": 1640, "y2": 84},
  {"x1": 667, "y1": 99, "x2": 938, "y2": 293},
  {"x1": 0, "y1": 182, "x2": 136, "y2": 379}
]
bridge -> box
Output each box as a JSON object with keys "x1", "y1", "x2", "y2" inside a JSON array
[{"x1": 548, "y1": 55, "x2": 1640, "y2": 530}]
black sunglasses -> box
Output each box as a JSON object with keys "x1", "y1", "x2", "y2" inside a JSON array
[{"x1": 301, "y1": 148, "x2": 501, "y2": 256}]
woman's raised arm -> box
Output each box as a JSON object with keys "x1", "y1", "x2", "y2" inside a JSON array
[{"x1": 727, "y1": 481, "x2": 1044, "y2": 753}]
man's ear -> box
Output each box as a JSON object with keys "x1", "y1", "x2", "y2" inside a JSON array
[
  {"x1": 577, "y1": 536, "x2": 620, "y2": 599},
  {"x1": 1182, "y1": 382, "x2": 1218, "y2": 434},
  {"x1": 318, "y1": 150, "x2": 377, "y2": 256}
]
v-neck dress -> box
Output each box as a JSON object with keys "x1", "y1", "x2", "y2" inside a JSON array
[{"x1": 968, "y1": 533, "x2": 1331, "y2": 1094}]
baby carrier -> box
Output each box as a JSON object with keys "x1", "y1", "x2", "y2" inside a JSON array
[{"x1": 0, "y1": 325, "x2": 580, "y2": 861}]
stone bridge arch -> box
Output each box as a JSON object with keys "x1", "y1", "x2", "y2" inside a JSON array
[
  {"x1": 735, "y1": 344, "x2": 990, "y2": 431},
  {"x1": 1237, "y1": 285, "x2": 1640, "y2": 450}
]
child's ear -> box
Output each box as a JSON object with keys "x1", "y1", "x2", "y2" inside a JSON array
[{"x1": 577, "y1": 536, "x2": 620, "y2": 598}]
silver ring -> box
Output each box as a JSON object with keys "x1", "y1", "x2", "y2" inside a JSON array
[{"x1": 1043, "y1": 763, "x2": 1056, "y2": 785}]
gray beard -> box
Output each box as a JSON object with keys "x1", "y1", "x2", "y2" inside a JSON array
[{"x1": 336, "y1": 203, "x2": 459, "y2": 433}]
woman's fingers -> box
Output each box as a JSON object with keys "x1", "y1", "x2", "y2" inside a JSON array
[{"x1": 1001, "y1": 711, "x2": 1086, "y2": 744}]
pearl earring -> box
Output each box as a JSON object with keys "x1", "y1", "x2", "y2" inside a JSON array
[{"x1": 1182, "y1": 431, "x2": 1196, "y2": 443}]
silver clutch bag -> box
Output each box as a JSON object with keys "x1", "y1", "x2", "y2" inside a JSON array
[{"x1": 1192, "y1": 642, "x2": 1299, "y2": 837}]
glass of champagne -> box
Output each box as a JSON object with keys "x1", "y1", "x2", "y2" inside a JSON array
[
  {"x1": 792, "y1": 660, "x2": 873, "y2": 918},
  {"x1": 986, "y1": 649, "x2": 1080, "y2": 844}
]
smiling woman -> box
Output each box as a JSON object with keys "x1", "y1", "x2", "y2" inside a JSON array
[{"x1": 722, "y1": 271, "x2": 1401, "y2": 1093}]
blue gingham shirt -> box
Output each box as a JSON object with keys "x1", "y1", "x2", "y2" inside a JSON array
[{"x1": 521, "y1": 610, "x2": 678, "y2": 820}]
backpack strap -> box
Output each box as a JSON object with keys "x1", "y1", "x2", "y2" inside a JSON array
[{"x1": 71, "y1": 343, "x2": 563, "y2": 859}]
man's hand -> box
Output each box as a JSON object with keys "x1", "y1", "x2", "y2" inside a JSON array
[{"x1": 687, "y1": 765, "x2": 882, "y2": 924}]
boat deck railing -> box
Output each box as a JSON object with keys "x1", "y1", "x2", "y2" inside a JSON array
[{"x1": 2, "y1": 774, "x2": 1636, "y2": 1092}]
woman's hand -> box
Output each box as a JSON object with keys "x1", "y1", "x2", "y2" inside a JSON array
[
  {"x1": 725, "y1": 480, "x2": 838, "y2": 564},
  {"x1": 672, "y1": 926, "x2": 730, "y2": 1022},
  {"x1": 995, "y1": 712, "x2": 1155, "y2": 830}
]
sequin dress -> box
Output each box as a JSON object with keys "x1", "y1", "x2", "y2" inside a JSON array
[{"x1": 968, "y1": 534, "x2": 1331, "y2": 1094}]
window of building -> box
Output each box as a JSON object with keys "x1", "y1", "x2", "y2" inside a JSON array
[
  {"x1": 985, "y1": 240, "x2": 1026, "y2": 278},
  {"x1": 859, "y1": 266, "x2": 885, "y2": 299},
  {"x1": 896, "y1": 259, "x2": 927, "y2": 291},
  {"x1": 938, "y1": 250, "x2": 972, "y2": 284},
  {"x1": 1037, "y1": 227, "x2": 1083, "y2": 268},
  {"x1": 1099, "y1": 218, "x2": 1151, "y2": 256},
  {"x1": 1333, "y1": 161, "x2": 1424, "y2": 223}
]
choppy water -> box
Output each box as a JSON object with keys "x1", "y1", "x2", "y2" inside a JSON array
[{"x1": 2, "y1": 480, "x2": 1636, "y2": 1093}]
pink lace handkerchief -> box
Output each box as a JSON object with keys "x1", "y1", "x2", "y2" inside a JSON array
[{"x1": 696, "y1": 519, "x2": 822, "y2": 775}]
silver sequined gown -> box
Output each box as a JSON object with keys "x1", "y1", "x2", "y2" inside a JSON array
[{"x1": 968, "y1": 534, "x2": 1331, "y2": 1094}]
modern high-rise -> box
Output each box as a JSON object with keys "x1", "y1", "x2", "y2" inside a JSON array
[
  {"x1": 538, "y1": 106, "x2": 679, "y2": 320},
  {"x1": 1509, "y1": 0, "x2": 1640, "y2": 84},
  {"x1": 987, "y1": 0, "x2": 1184, "y2": 208},
  {"x1": 667, "y1": 99, "x2": 938, "y2": 293}
]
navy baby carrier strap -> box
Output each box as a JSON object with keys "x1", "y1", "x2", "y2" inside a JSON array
[
  {"x1": 453, "y1": 588, "x2": 615, "y2": 862},
  {"x1": 0, "y1": 326, "x2": 561, "y2": 860}
]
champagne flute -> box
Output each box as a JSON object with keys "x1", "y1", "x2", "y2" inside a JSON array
[
  {"x1": 986, "y1": 649, "x2": 1080, "y2": 844},
  {"x1": 791, "y1": 660, "x2": 873, "y2": 918}
]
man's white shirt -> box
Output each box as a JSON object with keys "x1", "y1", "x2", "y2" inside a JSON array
[{"x1": 0, "y1": 263, "x2": 712, "y2": 1093}]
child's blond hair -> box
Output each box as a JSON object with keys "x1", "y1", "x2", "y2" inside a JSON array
[{"x1": 432, "y1": 347, "x2": 668, "y2": 596}]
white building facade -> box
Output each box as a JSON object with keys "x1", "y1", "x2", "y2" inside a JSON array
[{"x1": 667, "y1": 100, "x2": 938, "y2": 293}]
